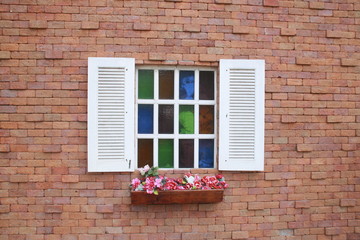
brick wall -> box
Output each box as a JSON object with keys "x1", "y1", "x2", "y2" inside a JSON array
[{"x1": 0, "y1": 0, "x2": 359, "y2": 239}]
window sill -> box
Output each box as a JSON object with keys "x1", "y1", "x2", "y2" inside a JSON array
[{"x1": 131, "y1": 189, "x2": 224, "y2": 205}]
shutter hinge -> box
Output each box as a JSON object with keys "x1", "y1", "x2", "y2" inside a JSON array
[{"x1": 128, "y1": 159, "x2": 131, "y2": 169}]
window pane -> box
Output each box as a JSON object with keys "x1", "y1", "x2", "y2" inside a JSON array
[
  {"x1": 199, "y1": 71, "x2": 214, "y2": 100},
  {"x1": 159, "y1": 70, "x2": 174, "y2": 99},
  {"x1": 138, "y1": 139, "x2": 153, "y2": 167},
  {"x1": 179, "y1": 139, "x2": 194, "y2": 168},
  {"x1": 159, "y1": 105, "x2": 174, "y2": 134},
  {"x1": 179, "y1": 71, "x2": 194, "y2": 100},
  {"x1": 179, "y1": 105, "x2": 194, "y2": 134},
  {"x1": 138, "y1": 70, "x2": 154, "y2": 99},
  {"x1": 158, "y1": 139, "x2": 174, "y2": 168},
  {"x1": 199, "y1": 139, "x2": 214, "y2": 168},
  {"x1": 138, "y1": 104, "x2": 153, "y2": 134},
  {"x1": 199, "y1": 105, "x2": 214, "y2": 134}
]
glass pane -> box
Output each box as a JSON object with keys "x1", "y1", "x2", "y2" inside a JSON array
[
  {"x1": 158, "y1": 139, "x2": 174, "y2": 168},
  {"x1": 199, "y1": 105, "x2": 214, "y2": 134},
  {"x1": 199, "y1": 139, "x2": 214, "y2": 168},
  {"x1": 138, "y1": 104, "x2": 153, "y2": 134},
  {"x1": 159, "y1": 70, "x2": 174, "y2": 99},
  {"x1": 138, "y1": 70, "x2": 154, "y2": 99},
  {"x1": 138, "y1": 139, "x2": 153, "y2": 168},
  {"x1": 159, "y1": 105, "x2": 174, "y2": 134},
  {"x1": 179, "y1": 105, "x2": 194, "y2": 134},
  {"x1": 179, "y1": 139, "x2": 194, "y2": 168},
  {"x1": 179, "y1": 71, "x2": 194, "y2": 100},
  {"x1": 199, "y1": 71, "x2": 215, "y2": 100}
]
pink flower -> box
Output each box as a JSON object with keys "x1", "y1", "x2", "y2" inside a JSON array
[
  {"x1": 144, "y1": 177, "x2": 155, "y2": 192},
  {"x1": 177, "y1": 186, "x2": 185, "y2": 190},
  {"x1": 165, "y1": 180, "x2": 177, "y2": 190},
  {"x1": 131, "y1": 178, "x2": 141, "y2": 190},
  {"x1": 193, "y1": 181, "x2": 202, "y2": 189},
  {"x1": 216, "y1": 174, "x2": 223, "y2": 180}
]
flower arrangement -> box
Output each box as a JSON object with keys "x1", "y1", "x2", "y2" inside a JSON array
[{"x1": 130, "y1": 165, "x2": 229, "y2": 195}]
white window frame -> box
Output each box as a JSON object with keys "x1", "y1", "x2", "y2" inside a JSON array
[
  {"x1": 135, "y1": 66, "x2": 217, "y2": 169},
  {"x1": 87, "y1": 57, "x2": 265, "y2": 172}
]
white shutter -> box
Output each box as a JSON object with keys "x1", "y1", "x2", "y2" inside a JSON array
[
  {"x1": 219, "y1": 59, "x2": 265, "y2": 171},
  {"x1": 88, "y1": 57, "x2": 135, "y2": 172}
]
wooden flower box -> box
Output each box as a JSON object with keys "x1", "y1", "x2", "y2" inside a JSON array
[{"x1": 131, "y1": 189, "x2": 224, "y2": 205}]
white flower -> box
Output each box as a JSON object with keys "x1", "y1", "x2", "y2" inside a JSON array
[
  {"x1": 138, "y1": 164, "x2": 150, "y2": 176},
  {"x1": 185, "y1": 175, "x2": 195, "y2": 184}
]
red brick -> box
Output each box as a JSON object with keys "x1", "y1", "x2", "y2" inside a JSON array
[
  {"x1": 233, "y1": 26, "x2": 251, "y2": 34},
  {"x1": 133, "y1": 22, "x2": 151, "y2": 31},
  {"x1": 184, "y1": 24, "x2": 201, "y2": 33},
  {"x1": 280, "y1": 28, "x2": 296, "y2": 36},
  {"x1": 264, "y1": 0, "x2": 279, "y2": 7},
  {"x1": 44, "y1": 205, "x2": 63, "y2": 213},
  {"x1": 295, "y1": 200, "x2": 310, "y2": 209},
  {"x1": 215, "y1": 0, "x2": 232, "y2": 4},
  {"x1": 297, "y1": 144, "x2": 312, "y2": 152},
  {"x1": 296, "y1": 57, "x2": 313, "y2": 65},
  {"x1": 149, "y1": 52, "x2": 166, "y2": 61},
  {"x1": 62, "y1": 175, "x2": 79, "y2": 183},
  {"x1": 29, "y1": 20, "x2": 48, "y2": 29},
  {"x1": 340, "y1": 59, "x2": 358, "y2": 67},
  {"x1": 0, "y1": 51, "x2": 11, "y2": 59},
  {"x1": 327, "y1": 116, "x2": 355, "y2": 123},
  {"x1": 340, "y1": 199, "x2": 356, "y2": 207},
  {"x1": 325, "y1": 227, "x2": 342, "y2": 236},
  {"x1": 45, "y1": 51, "x2": 63, "y2": 59},
  {"x1": 81, "y1": 21, "x2": 99, "y2": 30},
  {"x1": 43, "y1": 145, "x2": 61, "y2": 153},
  {"x1": 311, "y1": 172, "x2": 327, "y2": 180},
  {"x1": 96, "y1": 205, "x2": 114, "y2": 213},
  {"x1": 0, "y1": 144, "x2": 10, "y2": 152},
  {"x1": 326, "y1": 30, "x2": 355, "y2": 39},
  {"x1": 309, "y1": 2, "x2": 325, "y2": 9}
]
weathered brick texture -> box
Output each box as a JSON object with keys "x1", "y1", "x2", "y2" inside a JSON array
[{"x1": 0, "y1": 0, "x2": 359, "y2": 239}]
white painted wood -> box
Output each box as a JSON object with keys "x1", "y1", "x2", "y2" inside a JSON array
[
  {"x1": 219, "y1": 59, "x2": 265, "y2": 171},
  {"x1": 135, "y1": 67, "x2": 216, "y2": 169},
  {"x1": 88, "y1": 57, "x2": 135, "y2": 172}
]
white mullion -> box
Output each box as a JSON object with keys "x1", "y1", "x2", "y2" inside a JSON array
[
  {"x1": 153, "y1": 70, "x2": 159, "y2": 167},
  {"x1": 194, "y1": 138, "x2": 199, "y2": 168},
  {"x1": 194, "y1": 70, "x2": 199, "y2": 168},
  {"x1": 213, "y1": 70, "x2": 217, "y2": 169},
  {"x1": 174, "y1": 69, "x2": 179, "y2": 168},
  {"x1": 153, "y1": 138, "x2": 158, "y2": 167}
]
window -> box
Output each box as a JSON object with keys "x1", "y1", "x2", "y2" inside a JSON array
[
  {"x1": 88, "y1": 58, "x2": 264, "y2": 172},
  {"x1": 136, "y1": 67, "x2": 216, "y2": 169}
]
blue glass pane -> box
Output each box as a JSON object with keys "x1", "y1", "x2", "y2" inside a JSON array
[
  {"x1": 179, "y1": 71, "x2": 194, "y2": 100},
  {"x1": 138, "y1": 104, "x2": 153, "y2": 134},
  {"x1": 199, "y1": 139, "x2": 214, "y2": 168}
]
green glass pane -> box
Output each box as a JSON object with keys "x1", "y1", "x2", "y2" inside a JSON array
[
  {"x1": 179, "y1": 105, "x2": 194, "y2": 134},
  {"x1": 138, "y1": 70, "x2": 154, "y2": 99},
  {"x1": 158, "y1": 139, "x2": 174, "y2": 168}
]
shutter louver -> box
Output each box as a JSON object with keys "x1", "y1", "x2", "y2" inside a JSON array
[
  {"x1": 88, "y1": 58, "x2": 135, "y2": 172},
  {"x1": 97, "y1": 67, "x2": 126, "y2": 161},
  {"x1": 219, "y1": 59, "x2": 265, "y2": 171},
  {"x1": 228, "y1": 69, "x2": 256, "y2": 161}
]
